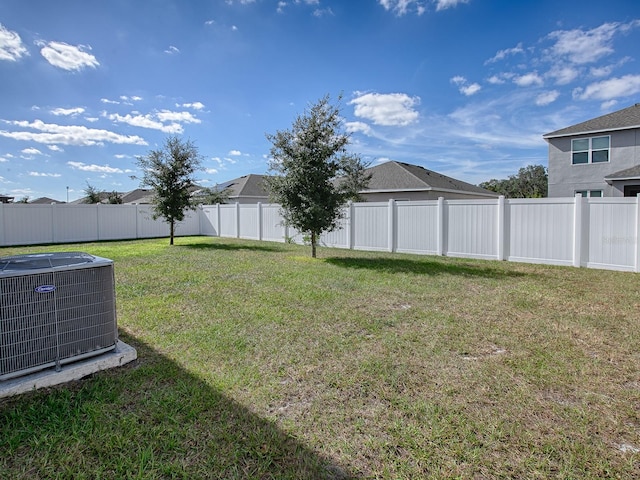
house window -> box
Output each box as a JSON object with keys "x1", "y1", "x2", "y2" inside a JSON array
[
  {"x1": 572, "y1": 136, "x2": 610, "y2": 164},
  {"x1": 576, "y1": 190, "x2": 603, "y2": 198}
]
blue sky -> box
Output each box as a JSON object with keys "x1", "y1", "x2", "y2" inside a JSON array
[{"x1": 1, "y1": 0, "x2": 639, "y2": 202}]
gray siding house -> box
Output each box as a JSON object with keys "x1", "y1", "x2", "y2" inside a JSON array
[{"x1": 543, "y1": 103, "x2": 640, "y2": 197}]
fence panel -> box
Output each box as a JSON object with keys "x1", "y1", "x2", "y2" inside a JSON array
[
  {"x1": 507, "y1": 198, "x2": 575, "y2": 266},
  {"x1": 239, "y1": 204, "x2": 259, "y2": 240},
  {"x1": 218, "y1": 205, "x2": 238, "y2": 238},
  {"x1": 586, "y1": 198, "x2": 637, "y2": 271},
  {"x1": 352, "y1": 202, "x2": 389, "y2": 251},
  {"x1": 396, "y1": 201, "x2": 439, "y2": 254},
  {"x1": 445, "y1": 200, "x2": 498, "y2": 259},
  {"x1": 97, "y1": 205, "x2": 138, "y2": 240},
  {"x1": 200, "y1": 206, "x2": 218, "y2": 236},
  {"x1": 1, "y1": 204, "x2": 55, "y2": 246},
  {"x1": 261, "y1": 204, "x2": 285, "y2": 242},
  {"x1": 320, "y1": 207, "x2": 349, "y2": 249}
]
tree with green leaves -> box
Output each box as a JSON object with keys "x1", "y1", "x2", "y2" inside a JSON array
[
  {"x1": 192, "y1": 186, "x2": 232, "y2": 205},
  {"x1": 136, "y1": 136, "x2": 203, "y2": 245},
  {"x1": 107, "y1": 191, "x2": 123, "y2": 204},
  {"x1": 83, "y1": 182, "x2": 103, "y2": 204},
  {"x1": 480, "y1": 164, "x2": 548, "y2": 198},
  {"x1": 266, "y1": 94, "x2": 370, "y2": 258}
]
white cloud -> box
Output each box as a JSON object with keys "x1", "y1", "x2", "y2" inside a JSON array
[
  {"x1": 29, "y1": 171, "x2": 61, "y2": 177},
  {"x1": 205, "y1": 168, "x2": 219, "y2": 174},
  {"x1": 485, "y1": 43, "x2": 524, "y2": 64},
  {"x1": 349, "y1": 92, "x2": 420, "y2": 126},
  {"x1": 51, "y1": 107, "x2": 85, "y2": 116},
  {"x1": 0, "y1": 24, "x2": 28, "y2": 61},
  {"x1": 513, "y1": 72, "x2": 543, "y2": 87},
  {"x1": 156, "y1": 110, "x2": 201, "y2": 124},
  {"x1": 179, "y1": 101, "x2": 205, "y2": 110},
  {"x1": 378, "y1": 0, "x2": 426, "y2": 16},
  {"x1": 228, "y1": 150, "x2": 242, "y2": 156},
  {"x1": 48, "y1": 145, "x2": 63, "y2": 152},
  {"x1": 535, "y1": 90, "x2": 560, "y2": 106},
  {"x1": 547, "y1": 21, "x2": 640, "y2": 65},
  {"x1": 67, "y1": 161, "x2": 124, "y2": 173},
  {"x1": 451, "y1": 76, "x2": 481, "y2": 96},
  {"x1": 107, "y1": 112, "x2": 183, "y2": 134},
  {"x1": 37, "y1": 41, "x2": 99, "y2": 71},
  {"x1": 0, "y1": 119, "x2": 147, "y2": 146},
  {"x1": 601, "y1": 99, "x2": 618, "y2": 110},
  {"x1": 101, "y1": 98, "x2": 120, "y2": 104},
  {"x1": 22, "y1": 147, "x2": 43, "y2": 155},
  {"x1": 546, "y1": 66, "x2": 579, "y2": 86},
  {"x1": 164, "y1": 46, "x2": 180, "y2": 55},
  {"x1": 573, "y1": 74, "x2": 640, "y2": 101},
  {"x1": 345, "y1": 121, "x2": 373, "y2": 136},
  {"x1": 434, "y1": 0, "x2": 468, "y2": 11}
]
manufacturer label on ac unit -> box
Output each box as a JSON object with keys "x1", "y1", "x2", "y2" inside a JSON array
[{"x1": 34, "y1": 285, "x2": 56, "y2": 293}]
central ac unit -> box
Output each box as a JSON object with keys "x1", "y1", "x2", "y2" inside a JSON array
[{"x1": 0, "y1": 252, "x2": 118, "y2": 381}]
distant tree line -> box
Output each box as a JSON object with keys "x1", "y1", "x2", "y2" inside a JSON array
[{"x1": 479, "y1": 165, "x2": 548, "y2": 198}]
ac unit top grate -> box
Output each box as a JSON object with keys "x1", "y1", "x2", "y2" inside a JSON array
[{"x1": 0, "y1": 252, "x2": 111, "y2": 275}]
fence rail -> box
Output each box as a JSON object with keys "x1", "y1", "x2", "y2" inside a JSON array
[{"x1": 2, "y1": 196, "x2": 639, "y2": 272}]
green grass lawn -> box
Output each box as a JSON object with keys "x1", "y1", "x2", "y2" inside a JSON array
[{"x1": 1, "y1": 236, "x2": 639, "y2": 479}]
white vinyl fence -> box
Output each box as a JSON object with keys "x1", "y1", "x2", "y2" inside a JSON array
[{"x1": 2, "y1": 196, "x2": 639, "y2": 272}]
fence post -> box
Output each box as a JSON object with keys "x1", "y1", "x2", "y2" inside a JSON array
[
  {"x1": 235, "y1": 202, "x2": 240, "y2": 239},
  {"x1": 388, "y1": 199, "x2": 396, "y2": 253},
  {"x1": 257, "y1": 202, "x2": 263, "y2": 241},
  {"x1": 216, "y1": 203, "x2": 221, "y2": 237},
  {"x1": 497, "y1": 196, "x2": 505, "y2": 261},
  {"x1": 635, "y1": 194, "x2": 640, "y2": 273},
  {"x1": 573, "y1": 194, "x2": 584, "y2": 268},
  {"x1": 0, "y1": 203, "x2": 4, "y2": 246},
  {"x1": 437, "y1": 197, "x2": 445, "y2": 256},
  {"x1": 346, "y1": 201, "x2": 354, "y2": 250}
]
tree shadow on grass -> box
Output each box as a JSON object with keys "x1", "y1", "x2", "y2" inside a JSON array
[
  {"x1": 0, "y1": 332, "x2": 356, "y2": 479},
  {"x1": 324, "y1": 256, "x2": 526, "y2": 279},
  {"x1": 180, "y1": 240, "x2": 286, "y2": 253}
]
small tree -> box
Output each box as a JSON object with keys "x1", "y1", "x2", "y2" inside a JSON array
[
  {"x1": 192, "y1": 186, "x2": 232, "y2": 205},
  {"x1": 480, "y1": 165, "x2": 548, "y2": 198},
  {"x1": 136, "y1": 136, "x2": 203, "y2": 245},
  {"x1": 266, "y1": 94, "x2": 370, "y2": 258},
  {"x1": 107, "y1": 191, "x2": 123, "y2": 204},
  {"x1": 83, "y1": 182, "x2": 103, "y2": 204}
]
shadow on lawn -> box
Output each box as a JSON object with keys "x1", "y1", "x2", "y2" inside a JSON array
[
  {"x1": 180, "y1": 240, "x2": 285, "y2": 253},
  {"x1": 325, "y1": 256, "x2": 525, "y2": 279},
  {"x1": 0, "y1": 332, "x2": 356, "y2": 480}
]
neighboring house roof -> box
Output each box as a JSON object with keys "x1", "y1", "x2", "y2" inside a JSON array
[
  {"x1": 120, "y1": 188, "x2": 154, "y2": 204},
  {"x1": 0, "y1": 194, "x2": 14, "y2": 203},
  {"x1": 543, "y1": 103, "x2": 640, "y2": 139},
  {"x1": 604, "y1": 165, "x2": 640, "y2": 182},
  {"x1": 216, "y1": 174, "x2": 270, "y2": 200},
  {"x1": 30, "y1": 197, "x2": 64, "y2": 204},
  {"x1": 363, "y1": 161, "x2": 498, "y2": 197}
]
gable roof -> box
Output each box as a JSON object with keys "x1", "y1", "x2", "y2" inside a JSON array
[
  {"x1": 364, "y1": 161, "x2": 498, "y2": 197},
  {"x1": 216, "y1": 174, "x2": 269, "y2": 199},
  {"x1": 30, "y1": 197, "x2": 64, "y2": 204},
  {"x1": 543, "y1": 103, "x2": 640, "y2": 139}
]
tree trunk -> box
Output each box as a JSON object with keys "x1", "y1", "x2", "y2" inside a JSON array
[
  {"x1": 311, "y1": 231, "x2": 317, "y2": 258},
  {"x1": 170, "y1": 221, "x2": 175, "y2": 245}
]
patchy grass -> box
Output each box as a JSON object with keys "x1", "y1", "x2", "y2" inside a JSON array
[{"x1": 1, "y1": 236, "x2": 639, "y2": 479}]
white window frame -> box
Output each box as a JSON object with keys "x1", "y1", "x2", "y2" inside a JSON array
[
  {"x1": 576, "y1": 189, "x2": 603, "y2": 198},
  {"x1": 571, "y1": 135, "x2": 610, "y2": 165}
]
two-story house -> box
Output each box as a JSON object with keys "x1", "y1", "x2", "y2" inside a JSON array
[{"x1": 543, "y1": 103, "x2": 640, "y2": 197}]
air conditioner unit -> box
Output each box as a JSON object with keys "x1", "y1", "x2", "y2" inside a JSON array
[{"x1": 0, "y1": 252, "x2": 118, "y2": 381}]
